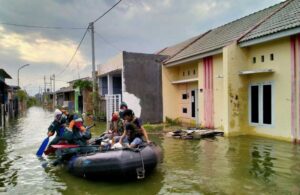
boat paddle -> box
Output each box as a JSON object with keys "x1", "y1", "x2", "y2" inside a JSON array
[{"x1": 36, "y1": 136, "x2": 50, "y2": 157}]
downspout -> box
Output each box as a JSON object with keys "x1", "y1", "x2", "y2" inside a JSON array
[{"x1": 291, "y1": 36, "x2": 297, "y2": 143}]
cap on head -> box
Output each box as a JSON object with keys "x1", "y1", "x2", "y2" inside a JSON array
[{"x1": 120, "y1": 102, "x2": 128, "y2": 109}]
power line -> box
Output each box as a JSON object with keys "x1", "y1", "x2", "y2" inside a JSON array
[
  {"x1": 94, "y1": 30, "x2": 122, "y2": 51},
  {"x1": 0, "y1": 22, "x2": 86, "y2": 30},
  {"x1": 56, "y1": 27, "x2": 89, "y2": 77},
  {"x1": 93, "y1": 0, "x2": 123, "y2": 23}
]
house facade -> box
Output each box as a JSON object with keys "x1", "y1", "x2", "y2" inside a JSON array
[
  {"x1": 97, "y1": 51, "x2": 167, "y2": 123},
  {"x1": 0, "y1": 69, "x2": 12, "y2": 105},
  {"x1": 55, "y1": 77, "x2": 92, "y2": 114},
  {"x1": 161, "y1": 0, "x2": 300, "y2": 142}
]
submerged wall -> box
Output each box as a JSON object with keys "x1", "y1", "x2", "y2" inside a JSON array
[{"x1": 123, "y1": 52, "x2": 167, "y2": 123}]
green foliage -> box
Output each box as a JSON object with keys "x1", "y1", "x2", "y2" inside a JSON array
[
  {"x1": 96, "y1": 112, "x2": 106, "y2": 121},
  {"x1": 73, "y1": 79, "x2": 92, "y2": 90},
  {"x1": 143, "y1": 123, "x2": 164, "y2": 132},
  {"x1": 27, "y1": 97, "x2": 39, "y2": 107},
  {"x1": 165, "y1": 116, "x2": 180, "y2": 126},
  {"x1": 16, "y1": 90, "x2": 28, "y2": 102}
]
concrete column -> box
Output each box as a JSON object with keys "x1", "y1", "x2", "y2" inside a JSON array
[
  {"x1": 107, "y1": 74, "x2": 113, "y2": 95},
  {"x1": 223, "y1": 43, "x2": 249, "y2": 136}
]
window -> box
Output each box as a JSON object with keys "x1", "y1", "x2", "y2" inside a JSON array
[
  {"x1": 188, "y1": 70, "x2": 190, "y2": 76},
  {"x1": 270, "y1": 54, "x2": 274, "y2": 61},
  {"x1": 193, "y1": 69, "x2": 196, "y2": 75},
  {"x1": 253, "y1": 57, "x2": 256, "y2": 64},
  {"x1": 249, "y1": 83, "x2": 273, "y2": 125},
  {"x1": 261, "y1": 55, "x2": 264, "y2": 62},
  {"x1": 182, "y1": 94, "x2": 188, "y2": 99},
  {"x1": 183, "y1": 71, "x2": 185, "y2": 76},
  {"x1": 182, "y1": 108, "x2": 187, "y2": 113}
]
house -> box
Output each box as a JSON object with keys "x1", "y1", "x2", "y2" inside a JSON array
[
  {"x1": 0, "y1": 69, "x2": 12, "y2": 105},
  {"x1": 161, "y1": 0, "x2": 300, "y2": 142},
  {"x1": 55, "y1": 77, "x2": 92, "y2": 114},
  {"x1": 56, "y1": 86, "x2": 75, "y2": 111},
  {"x1": 97, "y1": 51, "x2": 167, "y2": 123},
  {"x1": 7, "y1": 85, "x2": 20, "y2": 117}
]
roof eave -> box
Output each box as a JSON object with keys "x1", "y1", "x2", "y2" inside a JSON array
[
  {"x1": 164, "y1": 48, "x2": 223, "y2": 67},
  {"x1": 0, "y1": 69, "x2": 12, "y2": 79},
  {"x1": 239, "y1": 27, "x2": 300, "y2": 47}
]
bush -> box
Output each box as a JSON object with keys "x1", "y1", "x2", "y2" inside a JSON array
[
  {"x1": 16, "y1": 90, "x2": 28, "y2": 102},
  {"x1": 165, "y1": 117, "x2": 180, "y2": 126},
  {"x1": 27, "y1": 97, "x2": 39, "y2": 107}
]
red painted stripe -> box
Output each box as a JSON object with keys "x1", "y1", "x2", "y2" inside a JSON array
[
  {"x1": 203, "y1": 56, "x2": 214, "y2": 128},
  {"x1": 298, "y1": 34, "x2": 300, "y2": 142}
]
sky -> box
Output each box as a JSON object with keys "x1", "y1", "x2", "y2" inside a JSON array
[{"x1": 0, "y1": 0, "x2": 283, "y2": 95}]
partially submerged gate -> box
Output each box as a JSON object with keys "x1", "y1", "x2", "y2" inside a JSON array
[{"x1": 105, "y1": 94, "x2": 121, "y2": 129}]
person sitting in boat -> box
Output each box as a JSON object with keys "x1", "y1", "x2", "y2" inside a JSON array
[
  {"x1": 68, "y1": 115, "x2": 91, "y2": 146},
  {"x1": 110, "y1": 112, "x2": 124, "y2": 136},
  {"x1": 44, "y1": 109, "x2": 68, "y2": 154},
  {"x1": 119, "y1": 102, "x2": 128, "y2": 120},
  {"x1": 118, "y1": 109, "x2": 151, "y2": 148}
]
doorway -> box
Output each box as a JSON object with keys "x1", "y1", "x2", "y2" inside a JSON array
[{"x1": 191, "y1": 89, "x2": 199, "y2": 125}]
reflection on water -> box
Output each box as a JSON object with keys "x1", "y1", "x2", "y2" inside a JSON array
[
  {"x1": 250, "y1": 145, "x2": 276, "y2": 182},
  {"x1": 0, "y1": 107, "x2": 300, "y2": 194}
]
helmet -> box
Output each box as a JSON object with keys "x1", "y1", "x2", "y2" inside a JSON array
[{"x1": 54, "y1": 109, "x2": 62, "y2": 121}]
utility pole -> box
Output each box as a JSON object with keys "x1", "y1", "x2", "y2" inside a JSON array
[
  {"x1": 89, "y1": 22, "x2": 97, "y2": 116},
  {"x1": 44, "y1": 75, "x2": 46, "y2": 105},
  {"x1": 52, "y1": 74, "x2": 56, "y2": 109},
  {"x1": 50, "y1": 76, "x2": 52, "y2": 92}
]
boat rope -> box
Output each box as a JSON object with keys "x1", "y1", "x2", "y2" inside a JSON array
[{"x1": 136, "y1": 145, "x2": 145, "y2": 179}]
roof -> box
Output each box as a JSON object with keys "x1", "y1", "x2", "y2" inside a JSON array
[
  {"x1": 68, "y1": 77, "x2": 91, "y2": 84},
  {"x1": 156, "y1": 33, "x2": 205, "y2": 57},
  {"x1": 8, "y1": 85, "x2": 20, "y2": 91},
  {"x1": 0, "y1": 80, "x2": 10, "y2": 89},
  {"x1": 0, "y1": 69, "x2": 12, "y2": 79},
  {"x1": 240, "y1": 0, "x2": 300, "y2": 42},
  {"x1": 56, "y1": 86, "x2": 74, "y2": 94},
  {"x1": 164, "y1": 0, "x2": 297, "y2": 65}
]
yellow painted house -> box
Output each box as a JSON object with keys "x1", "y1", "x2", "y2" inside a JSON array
[{"x1": 159, "y1": 0, "x2": 300, "y2": 142}]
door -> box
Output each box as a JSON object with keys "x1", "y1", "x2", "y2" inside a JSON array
[
  {"x1": 191, "y1": 90, "x2": 196, "y2": 118},
  {"x1": 191, "y1": 89, "x2": 199, "y2": 125}
]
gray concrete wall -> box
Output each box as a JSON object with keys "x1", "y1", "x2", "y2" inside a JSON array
[{"x1": 123, "y1": 51, "x2": 167, "y2": 123}]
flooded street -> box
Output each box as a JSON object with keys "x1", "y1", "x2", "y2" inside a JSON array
[{"x1": 0, "y1": 107, "x2": 300, "y2": 194}]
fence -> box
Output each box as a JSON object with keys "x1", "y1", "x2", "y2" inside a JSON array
[
  {"x1": 105, "y1": 94, "x2": 121, "y2": 129},
  {"x1": 0, "y1": 101, "x2": 19, "y2": 128}
]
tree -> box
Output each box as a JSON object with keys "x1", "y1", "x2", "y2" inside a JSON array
[
  {"x1": 16, "y1": 90, "x2": 28, "y2": 102},
  {"x1": 72, "y1": 80, "x2": 92, "y2": 90}
]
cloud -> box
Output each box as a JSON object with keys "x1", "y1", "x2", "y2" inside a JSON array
[
  {"x1": 0, "y1": 0, "x2": 285, "y2": 95},
  {"x1": 0, "y1": 26, "x2": 88, "y2": 69},
  {"x1": 193, "y1": 1, "x2": 232, "y2": 20}
]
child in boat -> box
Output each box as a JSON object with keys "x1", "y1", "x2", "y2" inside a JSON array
[
  {"x1": 118, "y1": 109, "x2": 151, "y2": 148},
  {"x1": 68, "y1": 115, "x2": 91, "y2": 146}
]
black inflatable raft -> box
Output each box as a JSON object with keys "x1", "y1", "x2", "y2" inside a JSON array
[{"x1": 66, "y1": 144, "x2": 162, "y2": 179}]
